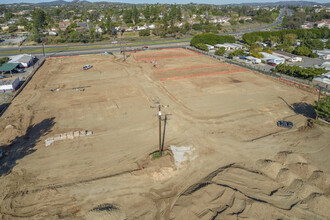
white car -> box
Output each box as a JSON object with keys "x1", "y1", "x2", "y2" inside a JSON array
[
  {"x1": 83, "y1": 65, "x2": 93, "y2": 70},
  {"x1": 112, "y1": 41, "x2": 118, "y2": 44}
]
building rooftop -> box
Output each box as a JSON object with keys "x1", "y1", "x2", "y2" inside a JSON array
[
  {"x1": 8, "y1": 54, "x2": 33, "y2": 64},
  {"x1": 0, "y1": 78, "x2": 18, "y2": 86},
  {"x1": 0, "y1": 63, "x2": 19, "y2": 72}
]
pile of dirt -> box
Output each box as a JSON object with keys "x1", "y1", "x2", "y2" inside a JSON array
[
  {"x1": 133, "y1": 149, "x2": 176, "y2": 181},
  {"x1": 170, "y1": 151, "x2": 330, "y2": 219}
]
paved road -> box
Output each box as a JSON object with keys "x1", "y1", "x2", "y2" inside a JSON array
[{"x1": 221, "y1": 8, "x2": 288, "y2": 36}]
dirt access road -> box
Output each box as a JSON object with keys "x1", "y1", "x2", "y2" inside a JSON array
[{"x1": 0, "y1": 48, "x2": 329, "y2": 219}]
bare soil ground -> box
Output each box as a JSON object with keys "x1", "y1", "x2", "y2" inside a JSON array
[{"x1": 0, "y1": 48, "x2": 329, "y2": 219}]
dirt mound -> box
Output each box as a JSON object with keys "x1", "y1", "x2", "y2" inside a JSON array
[
  {"x1": 133, "y1": 149, "x2": 176, "y2": 181},
  {"x1": 170, "y1": 152, "x2": 329, "y2": 219}
]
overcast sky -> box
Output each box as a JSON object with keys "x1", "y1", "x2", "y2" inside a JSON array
[{"x1": 0, "y1": 0, "x2": 328, "y2": 5}]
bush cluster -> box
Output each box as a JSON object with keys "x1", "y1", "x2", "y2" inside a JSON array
[
  {"x1": 190, "y1": 33, "x2": 235, "y2": 47},
  {"x1": 0, "y1": 57, "x2": 9, "y2": 66},
  {"x1": 195, "y1": 43, "x2": 209, "y2": 51},
  {"x1": 275, "y1": 64, "x2": 327, "y2": 79},
  {"x1": 242, "y1": 28, "x2": 329, "y2": 45}
]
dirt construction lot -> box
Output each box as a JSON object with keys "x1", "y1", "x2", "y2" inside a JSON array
[{"x1": 0, "y1": 48, "x2": 329, "y2": 219}]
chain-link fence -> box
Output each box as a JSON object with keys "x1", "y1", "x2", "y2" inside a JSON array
[{"x1": 0, "y1": 57, "x2": 45, "y2": 117}]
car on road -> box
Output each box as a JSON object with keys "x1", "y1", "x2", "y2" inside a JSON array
[
  {"x1": 142, "y1": 46, "x2": 149, "y2": 50},
  {"x1": 83, "y1": 65, "x2": 93, "y2": 70},
  {"x1": 267, "y1": 62, "x2": 276, "y2": 66},
  {"x1": 277, "y1": 121, "x2": 293, "y2": 128},
  {"x1": 111, "y1": 41, "x2": 118, "y2": 44}
]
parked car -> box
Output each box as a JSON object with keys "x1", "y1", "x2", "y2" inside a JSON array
[
  {"x1": 142, "y1": 46, "x2": 149, "y2": 50},
  {"x1": 267, "y1": 62, "x2": 276, "y2": 66},
  {"x1": 0, "y1": 76, "x2": 4, "y2": 79},
  {"x1": 111, "y1": 41, "x2": 118, "y2": 44},
  {"x1": 83, "y1": 65, "x2": 93, "y2": 70},
  {"x1": 14, "y1": 68, "x2": 24, "y2": 73},
  {"x1": 277, "y1": 121, "x2": 293, "y2": 128}
]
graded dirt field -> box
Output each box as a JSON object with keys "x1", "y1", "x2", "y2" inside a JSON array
[{"x1": 0, "y1": 48, "x2": 329, "y2": 219}]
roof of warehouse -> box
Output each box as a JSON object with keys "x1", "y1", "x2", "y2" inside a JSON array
[
  {"x1": 0, "y1": 78, "x2": 18, "y2": 86},
  {"x1": 8, "y1": 54, "x2": 33, "y2": 64},
  {"x1": 0, "y1": 63, "x2": 19, "y2": 72}
]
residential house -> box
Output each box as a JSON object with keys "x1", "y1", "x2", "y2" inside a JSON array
[
  {"x1": 8, "y1": 54, "x2": 34, "y2": 68},
  {"x1": 314, "y1": 49, "x2": 330, "y2": 60},
  {"x1": 1, "y1": 26, "x2": 9, "y2": 31},
  {"x1": 58, "y1": 20, "x2": 71, "y2": 31},
  {"x1": 239, "y1": 16, "x2": 252, "y2": 21}
]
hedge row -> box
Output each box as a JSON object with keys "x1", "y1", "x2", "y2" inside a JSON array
[
  {"x1": 190, "y1": 33, "x2": 235, "y2": 47},
  {"x1": 275, "y1": 64, "x2": 327, "y2": 80},
  {"x1": 242, "y1": 28, "x2": 329, "y2": 45}
]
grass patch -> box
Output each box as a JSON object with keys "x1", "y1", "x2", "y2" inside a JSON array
[
  {"x1": 313, "y1": 119, "x2": 325, "y2": 126},
  {"x1": 151, "y1": 151, "x2": 170, "y2": 160},
  {"x1": 152, "y1": 151, "x2": 163, "y2": 160}
]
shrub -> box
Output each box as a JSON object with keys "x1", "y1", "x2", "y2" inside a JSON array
[
  {"x1": 190, "y1": 33, "x2": 235, "y2": 47},
  {"x1": 0, "y1": 57, "x2": 9, "y2": 66},
  {"x1": 275, "y1": 64, "x2": 327, "y2": 79},
  {"x1": 215, "y1": 47, "x2": 226, "y2": 56},
  {"x1": 229, "y1": 49, "x2": 247, "y2": 57},
  {"x1": 195, "y1": 43, "x2": 209, "y2": 52},
  {"x1": 313, "y1": 96, "x2": 330, "y2": 122},
  {"x1": 139, "y1": 29, "x2": 150, "y2": 37}
]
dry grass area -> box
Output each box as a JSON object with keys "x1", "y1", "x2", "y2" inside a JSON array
[{"x1": 0, "y1": 48, "x2": 329, "y2": 219}]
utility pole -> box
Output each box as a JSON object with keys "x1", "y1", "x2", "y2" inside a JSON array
[
  {"x1": 158, "y1": 105, "x2": 162, "y2": 156},
  {"x1": 151, "y1": 103, "x2": 170, "y2": 157},
  {"x1": 316, "y1": 86, "x2": 321, "y2": 120},
  {"x1": 161, "y1": 114, "x2": 167, "y2": 152},
  {"x1": 42, "y1": 43, "x2": 45, "y2": 57}
]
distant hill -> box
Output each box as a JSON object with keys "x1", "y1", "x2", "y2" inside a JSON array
[
  {"x1": 235, "y1": 1, "x2": 324, "y2": 6},
  {"x1": 10, "y1": 0, "x2": 329, "y2": 6},
  {"x1": 37, "y1": 0, "x2": 90, "y2": 6}
]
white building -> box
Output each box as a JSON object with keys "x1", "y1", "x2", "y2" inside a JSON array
[
  {"x1": 321, "y1": 61, "x2": 330, "y2": 71},
  {"x1": 214, "y1": 43, "x2": 246, "y2": 51},
  {"x1": 273, "y1": 51, "x2": 302, "y2": 62},
  {"x1": 206, "y1": 44, "x2": 214, "y2": 50},
  {"x1": 148, "y1": 24, "x2": 155, "y2": 29},
  {"x1": 260, "y1": 52, "x2": 285, "y2": 65},
  {"x1": 0, "y1": 78, "x2": 20, "y2": 93},
  {"x1": 313, "y1": 72, "x2": 330, "y2": 87},
  {"x1": 246, "y1": 56, "x2": 261, "y2": 64},
  {"x1": 8, "y1": 54, "x2": 33, "y2": 68},
  {"x1": 314, "y1": 49, "x2": 330, "y2": 60}
]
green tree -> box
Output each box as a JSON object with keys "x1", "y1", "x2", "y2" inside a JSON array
[
  {"x1": 283, "y1": 34, "x2": 297, "y2": 47},
  {"x1": 123, "y1": 9, "x2": 133, "y2": 24},
  {"x1": 313, "y1": 96, "x2": 330, "y2": 122},
  {"x1": 215, "y1": 47, "x2": 226, "y2": 56},
  {"x1": 143, "y1": 6, "x2": 151, "y2": 20},
  {"x1": 0, "y1": 57, "x2": 9, "y2": 66},
  {"x1": 32, "y1": 9, "x2": 47, "y2": 30},
  {"x1": 5, "y1": 12, "x2": 13, "y2": 21},
  {"x1": 139, "y1": 29, "x2": 150, "y2": 37},
  {"x1": 195, "y1": 43, "x2": 209, "y2": 51},
  {"x1": 8, "y1": 25, "x2": 17, "y2": 33},
  {"x1": 132, "y1": 6, "x2": 139, "y2": 24},
  {"x1": 294, "y1": 46, "x2": 312, "y2": 57}
]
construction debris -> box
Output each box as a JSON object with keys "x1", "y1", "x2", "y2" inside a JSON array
[{"x1": 45, "y1": 130, "x2": 93, "y2": 146}]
